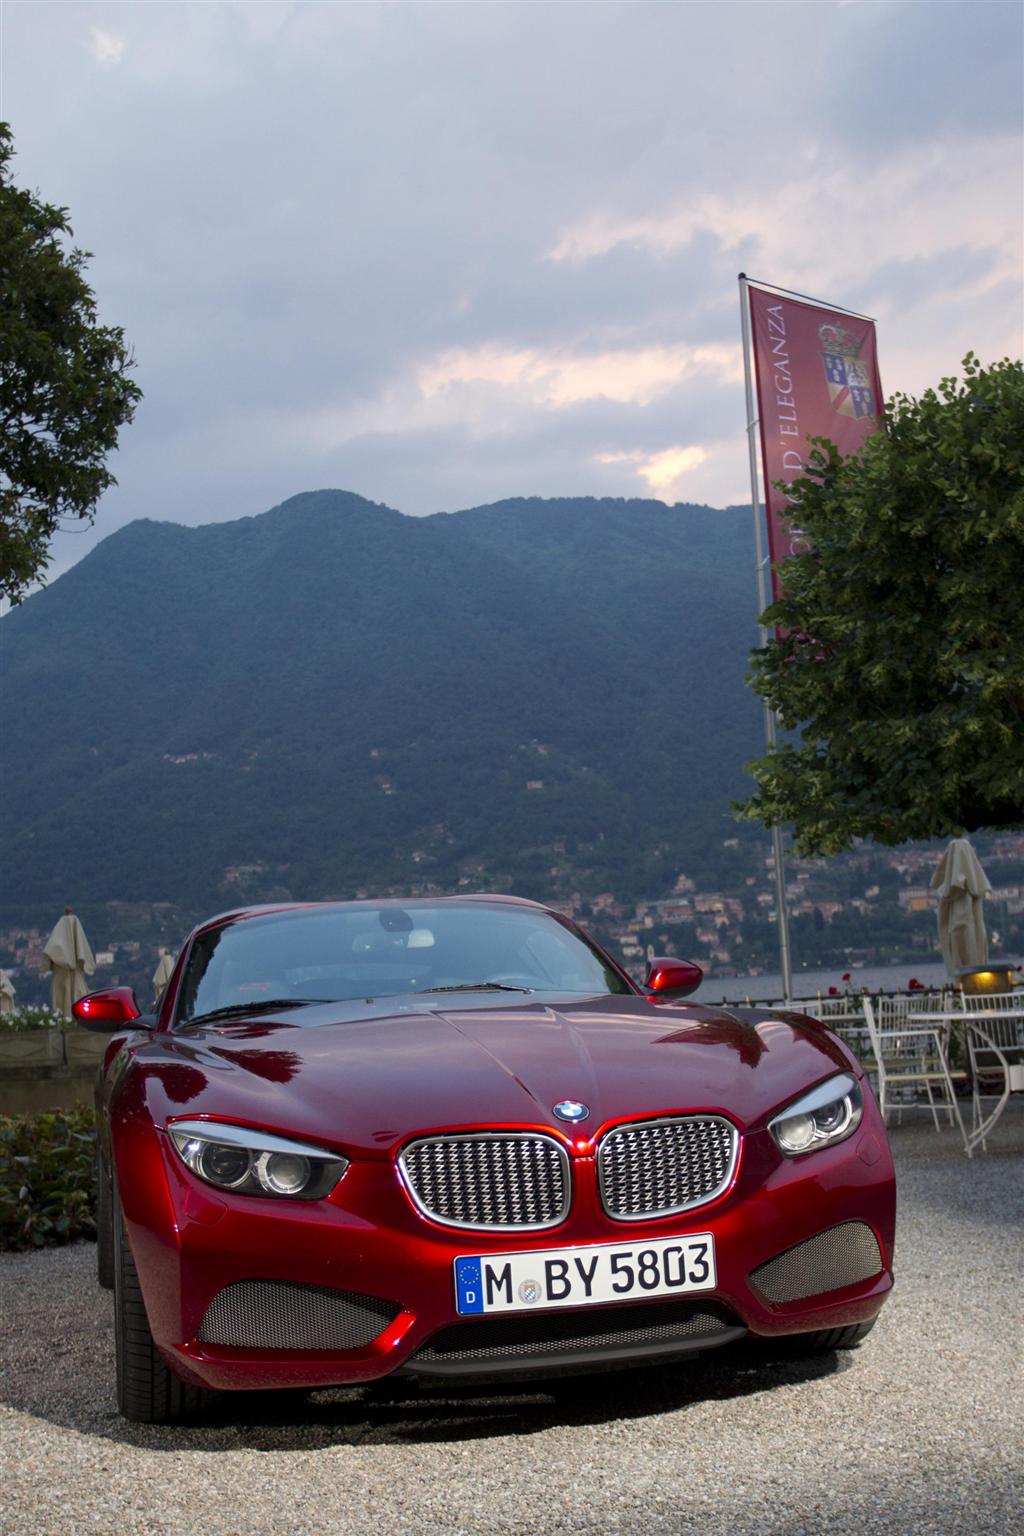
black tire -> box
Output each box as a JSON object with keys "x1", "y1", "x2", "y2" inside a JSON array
[
  {"x1": 786, "y1": 1318, "x2": 877, "y2": 1354},
  {"x1": 95, "y1": 1149, "x2": 114, "y2": 1290},
  {"x1": 113, "y1": 1190, "x2": 211, "y2": 1424}
]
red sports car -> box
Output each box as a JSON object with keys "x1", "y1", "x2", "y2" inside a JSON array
[{"x1": 78, "y1": 896, "x2": 895, "y2": 1423}]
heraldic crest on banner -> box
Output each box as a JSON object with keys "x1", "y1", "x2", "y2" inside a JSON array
[{"x1": 818, "y1": 321, "x2": 875, "y2": 419}]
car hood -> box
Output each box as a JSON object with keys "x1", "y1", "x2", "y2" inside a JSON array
[{"x1": 129, "y1": 993, "x2": 854, "y2": 1157}]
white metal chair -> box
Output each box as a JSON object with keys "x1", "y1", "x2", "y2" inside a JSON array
[
  {"x1": 906, "y1": 987, "x2": 957, "y2": 1015},
  {"x1": 862, "y1": 995, "x2": 966, "y2": 1130},
  {"x1": 956, "y1": 991, "x2": 1024, "y2": 1150},
  {"x1": 796, "y1": 995, "x2": 876, "y2": 1080}
]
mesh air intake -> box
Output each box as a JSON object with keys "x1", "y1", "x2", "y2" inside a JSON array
[
  {"x1": 414, "y1": 1300, "x2": 737, "y2": 1364},
  {"x1": 749, "y1": 1222, "x2": 883, "y2": 1303},
  {"x1": 197, "y1": 1281, "x2": 399, "y2": 1350}
]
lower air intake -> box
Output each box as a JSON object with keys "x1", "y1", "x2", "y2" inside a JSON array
[
  {"x1": 412, "y1": 1300, "x2": 738, "y2": 1366},
  {"x1": 197, "y1": 1281, "x2": 399, "y2": 1350},
  {"x1": 749, "y1": 1222, "x2": 883, "y2": 1304}
]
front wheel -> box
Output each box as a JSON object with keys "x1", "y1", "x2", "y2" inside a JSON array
[
  {"x1": 113, "y1": 1190, "x2": 212, "y2": 1424},
  {"x1": 95, "y1": 1149, "x2": 114, "y2": 1290},
  {"x1": 786, "y1": 1319, "x2": 877, "y2": 1354}
]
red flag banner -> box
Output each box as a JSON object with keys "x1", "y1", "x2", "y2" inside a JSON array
[{"x1": 748, "y1": 286, "x2": 883, "y2": 600}]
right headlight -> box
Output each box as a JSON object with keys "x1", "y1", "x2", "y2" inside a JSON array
[
  {"x1": 768, "y1": 1073, "x2": 863, "y2": 1156},
  {"x1": 168, "y1": 1119, "x2": 349, "y2": 1199}
]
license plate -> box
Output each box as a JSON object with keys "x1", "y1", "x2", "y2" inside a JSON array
[{"x1": 453, "y1": 1232, "x2": 716, "y2": 1315}]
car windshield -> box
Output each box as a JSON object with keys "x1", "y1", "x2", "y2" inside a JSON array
[{"x1": 175, "y1": 902, "x2": 631, "y2": 1024}]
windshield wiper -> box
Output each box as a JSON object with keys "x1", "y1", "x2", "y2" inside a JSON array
[
  {"x1": 184, "y1": 999, "x2": 327, "y2": 1026},
  {"x1": 415, "y1": 982, "x2": 534, "y2": 995}
]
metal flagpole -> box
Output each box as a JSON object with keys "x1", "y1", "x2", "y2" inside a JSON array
[{"x1": 738, "y1": 272, "x2": 793, "y2": 1002}]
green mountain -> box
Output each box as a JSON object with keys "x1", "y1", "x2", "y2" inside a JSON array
[{"x1": 0, "y1": 491, "x2": 764, "y2": 922}]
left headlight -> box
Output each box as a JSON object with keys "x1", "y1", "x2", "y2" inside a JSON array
[
  {"x1": 168, "y1": 1119, "x2": 349, "y2": 1199},
  {"x1": 768, "y1": 1073, "x2": 863, "y2": 1156}
]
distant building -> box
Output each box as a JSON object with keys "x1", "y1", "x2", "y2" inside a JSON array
[
  {"x1": 898, "y1": 887, "x2": 934, "y2": 913},
  {"x1": 793, "y1": 900, "x2": 843, "y2": 922}
]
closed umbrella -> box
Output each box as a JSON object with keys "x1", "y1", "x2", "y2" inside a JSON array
[
  {"x1": 152, "y1": 949, "x2": 175, "y2": 1005},
  {"x1": 930, "y1": 838, "x2": 992, "y2": 977},
  {"x1": 41, "y1": 908, "x2": 96, "y2": 1018}
]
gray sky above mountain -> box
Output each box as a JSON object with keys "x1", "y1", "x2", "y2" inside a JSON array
[{"x1": 3, "y1": 0, "x2": 1022, "y2": 582}]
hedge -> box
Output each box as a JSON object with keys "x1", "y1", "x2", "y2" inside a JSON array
[{"x1": 0, "y1": 1105, "x2": 97, "y2": 1251}]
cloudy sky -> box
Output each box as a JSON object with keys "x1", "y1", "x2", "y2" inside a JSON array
[{"x1": 2, "y1": 0, "x2": 1022, "y2": 580}]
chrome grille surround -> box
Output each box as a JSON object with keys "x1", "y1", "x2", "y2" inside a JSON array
[
  {"x1": 597, "y1": 1114, "x2": 738, "y2": 1221},
  {"x1": 399, "y1": 1131, "x2": 571, "y2": 1231}
]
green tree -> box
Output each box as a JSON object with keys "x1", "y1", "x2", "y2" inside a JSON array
[
  {"x1": 739, "y1": 354, "x2": 1024, "y2": 855},
  {"x1": 0, "y1": 123, "x2": 141, "y2": 603}
]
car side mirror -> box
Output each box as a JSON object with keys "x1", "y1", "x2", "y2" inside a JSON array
[
  {"x1": 72, "y1": 986, "x2": 151, "y2": 1032},
  {"x1": 645, "y1": 957, "x2": 703, "y2": 999}
]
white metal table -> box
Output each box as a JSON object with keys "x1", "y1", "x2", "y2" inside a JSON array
[{"x1": 914, "y1": 1008, "x2": 1024, "y2": 1157}]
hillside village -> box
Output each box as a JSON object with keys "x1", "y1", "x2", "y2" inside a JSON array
[
  {"x1": 5, "y1": 833, "x2": 1022, "y2": 1008},
  {"x1": 561, "y1": 834, "x2": 1024, "y2": 979}
]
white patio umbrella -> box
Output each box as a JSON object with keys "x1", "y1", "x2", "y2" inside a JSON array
[
  {"x1": 41, "y1": 908, "x2": 96, "y2": 1018},
  {"x1": 0, "y1": 970, "x2": 16, "y2": 1016},
  {"x1": 930, "y1": 838, "x2": 992, "y2": 978}
]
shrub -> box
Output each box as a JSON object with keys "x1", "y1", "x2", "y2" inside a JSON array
[
  {"x1": 0, "y1": 1005, "x2": 64, "y2": 1033},
  {"x1": 0, "y1": 1105, "x2": 96, "y2": 1251}
]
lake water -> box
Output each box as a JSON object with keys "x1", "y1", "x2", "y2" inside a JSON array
[{"x1": 702, "y1": 959, "x2": 958, "y2": 1005}]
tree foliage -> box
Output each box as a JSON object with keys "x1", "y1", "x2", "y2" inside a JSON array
[
  {"x1": 739, "y1": 355, "x2": 1024, "y2": 855},
  {"x1": 0, "y1": 123, "x2": 141, "y2": 603}
]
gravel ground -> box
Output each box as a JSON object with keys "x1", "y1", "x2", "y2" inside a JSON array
[{"x1": 2, "y1": 1106, "x2": 1022, "y2": 1536}]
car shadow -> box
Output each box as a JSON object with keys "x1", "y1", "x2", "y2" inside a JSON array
[{"x1": 6, "y1": 1335, "x2": 851, "y2": 1452}]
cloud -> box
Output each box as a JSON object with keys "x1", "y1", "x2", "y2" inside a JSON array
[
  {"x1": 816, "y1": 1, "x2": 1024, "y2": 148},
  {"x1": 547, "y1": 137, "x2": 1021, "y2": 305},
  {"x1": 0, "y1": 0, "x2": 1017, "y2": 585},
  {"x1": 418, "y1": 342, "x2": 741, "y2": 409},
  {"x1": 89, "y1": 27, "x2": 126, "y2": 66},
  {"x1": 595, "y1": 444, "x2": 710, "y2": 499}
]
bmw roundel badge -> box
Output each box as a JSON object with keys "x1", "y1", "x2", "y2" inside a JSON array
[{"x1": 553, "y1": 1099, "x2": 590, "y2": 1123}]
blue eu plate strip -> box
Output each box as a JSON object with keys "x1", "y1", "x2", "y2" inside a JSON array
[{"x1": 454, "y1": 1257, "x2": 484, "y2": 1314}]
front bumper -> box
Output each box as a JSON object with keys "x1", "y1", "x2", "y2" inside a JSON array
[{"x1": 116, "y1": 1097, "x2": 896, "y2": 1393}]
